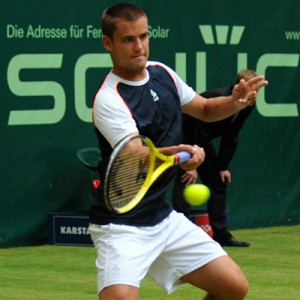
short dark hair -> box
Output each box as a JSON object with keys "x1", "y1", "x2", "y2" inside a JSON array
[
  {"x1": 235, "y1": 69, "x2": 257, "y2": 84},
  {"x1": 101, "y1": 2, "x2": 147, "y2": 38}
]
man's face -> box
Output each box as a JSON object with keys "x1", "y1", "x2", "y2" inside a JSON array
[{"x1": 103, "y1": 16, "x2": 149, "y2": 80}]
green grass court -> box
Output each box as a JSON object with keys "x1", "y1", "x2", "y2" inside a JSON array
[{"x1": 1, "y1": 225, "x2": 299, "y2": 299}]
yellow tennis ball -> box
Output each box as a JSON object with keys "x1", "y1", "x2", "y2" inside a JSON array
[{"x1": 183, "y1": 184, "x2": 211, "y2": 206}]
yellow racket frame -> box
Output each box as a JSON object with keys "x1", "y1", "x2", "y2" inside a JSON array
[{"x1": 107, "y1": 135, "x2": 178, "y2": 214}]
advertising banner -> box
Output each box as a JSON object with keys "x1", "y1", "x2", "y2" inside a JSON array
[{"x1": 1, "y1": 0, "x2": 299, "y2": 246}]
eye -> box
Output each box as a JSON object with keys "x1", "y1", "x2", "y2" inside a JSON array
[
  {"x1": 122, "y1": 36, "x2": 135, "y2": 43},
  {"x1": 140, "y1": 32, "x2": 148, "y2": 40}
]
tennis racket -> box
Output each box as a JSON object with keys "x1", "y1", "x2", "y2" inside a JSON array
[{"x1": 104, "y1": 135, "x2": 191, "y2": 214}]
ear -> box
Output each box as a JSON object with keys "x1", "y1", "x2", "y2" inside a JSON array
[{"x1": 102, "y1": 35, "x2": 112, "y2": 52}]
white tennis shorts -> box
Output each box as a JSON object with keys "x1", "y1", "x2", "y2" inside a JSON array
[{"x1": 89, "y1": 210, "x2": 227, "y2": 294}]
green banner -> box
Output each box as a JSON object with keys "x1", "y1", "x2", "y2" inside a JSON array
[{"x1": 1, "y1": 0, "x2": 299, "y2": 247}]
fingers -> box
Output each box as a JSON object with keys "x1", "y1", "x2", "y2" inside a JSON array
[
  {"x1": 237, "y1": 75, "x2": 268, "y2": 94},
  {"x1": 179, "y1": 144, "x2": 205, "y2": 171},
  {"x1": 247, "y1": 75, "x2": 268, "y2": 91},
  {"x1": 181, "y1": 171, "x2": 198, "y2": 185},
  {"x1": 247, "y1": 91, "x2": 257, "y2": 105},
  {"x1": 237, "y1": 75, "x2": 268, "y2": 106},
  {"x1": 191, "y1": 145, "x2": 205, "y2": 165},
  {"x1": 219, "y1": 170, "x2": 231, "y2": 185},
  {"x1": 247, "y1": 75, "x2": 265, "y2": 84}
]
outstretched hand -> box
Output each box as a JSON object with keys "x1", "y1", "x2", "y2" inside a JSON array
[{"x1": 232, "y1": 76, "x2": 268, "y2": 108}]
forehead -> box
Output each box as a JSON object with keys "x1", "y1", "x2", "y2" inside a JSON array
[{"x1": 114, "y1": 16, "x2": 148, "y2": 37}]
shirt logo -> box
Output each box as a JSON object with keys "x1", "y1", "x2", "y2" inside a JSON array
[{"x1": 150, "y1": 89, "x2": 159, "y2": 102}]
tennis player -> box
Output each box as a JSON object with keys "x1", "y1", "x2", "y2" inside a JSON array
[{"x1": 89, "y1": 3, "x2": 268, "y2": 299}]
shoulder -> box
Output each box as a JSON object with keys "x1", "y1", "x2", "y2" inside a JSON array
[
  {"x1": 94, "y1": 72, "x2": 125, "y2": 108},
  {"x1": 146, "y1": 61, "x2": 195, "y2": 95},
  {"x1": 146, "y1": 60, "x2": 168, "y2": 69},
  {"x1": 146, "y1": 61, "x2": 174, "y2": 78},
  {"x1": 95, "y1": 72, "x2": 118, "y2": 98}
]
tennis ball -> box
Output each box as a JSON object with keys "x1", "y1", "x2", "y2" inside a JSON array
[{"x1": 183, "y1": 184, "x2": 211, "y2": 206}]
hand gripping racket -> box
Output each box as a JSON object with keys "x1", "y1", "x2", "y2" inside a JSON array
[{"x1": 104, "y1": 135, "x2": 191, "y2": 214}]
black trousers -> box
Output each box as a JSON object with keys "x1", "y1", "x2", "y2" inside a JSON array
[{"x1": 172, "y1": 142, "x2": 230, "y2": 239}]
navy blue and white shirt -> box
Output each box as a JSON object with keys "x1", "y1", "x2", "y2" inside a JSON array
[{"x1": 90, "y1": 61, "x2": 196, "y2": 226}]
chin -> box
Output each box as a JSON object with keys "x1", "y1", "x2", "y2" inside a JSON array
[{"x1": 131, "y1": 61, "x2": 147, "y2": 71}]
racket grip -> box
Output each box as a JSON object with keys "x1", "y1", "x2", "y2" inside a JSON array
[{"x1": 174, "y1": 151, "x2": 192, "y2": 164}]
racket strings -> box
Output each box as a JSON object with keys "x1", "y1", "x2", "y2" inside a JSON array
[{"x1": 107, "y1": 151, "x2": 150, "y2": 209}]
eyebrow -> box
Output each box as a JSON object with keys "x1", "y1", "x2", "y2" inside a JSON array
[{"x1": 120, "y1": 31, "x2": 148, "y2": 39}]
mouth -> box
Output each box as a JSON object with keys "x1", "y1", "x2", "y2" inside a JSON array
[{"x1": 132, "y1": 53, "x2": 146, "y2": 59}]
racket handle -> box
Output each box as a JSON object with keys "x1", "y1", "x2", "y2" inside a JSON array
[{"x1": 174, "y1": 151, "x2": 192, "y2": 164}]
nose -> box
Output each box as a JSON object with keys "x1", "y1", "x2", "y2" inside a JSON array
[{"x1": 133, "y1": 38, "x2": 143, "y2": 51}]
